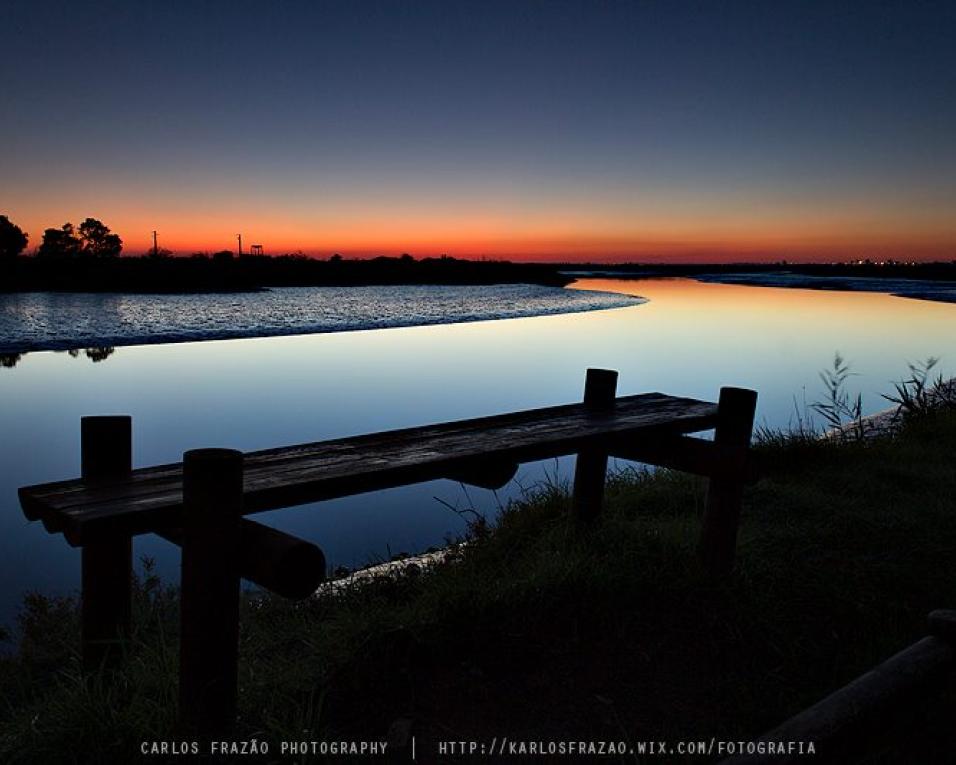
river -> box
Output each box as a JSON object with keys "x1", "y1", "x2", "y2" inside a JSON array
[{"x1": 1, "y1": 277, "x2": 954, "y2": 626}]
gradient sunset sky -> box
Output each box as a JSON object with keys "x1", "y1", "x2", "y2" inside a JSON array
[{"x1": 3, "y1": 0, "x2": 955, "y2": 262}]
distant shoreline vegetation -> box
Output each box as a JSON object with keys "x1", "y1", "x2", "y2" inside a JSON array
[
  {"x1": 1, "y1": 253, "x2": 574, "y2": 293},
  {"x1": 559, "y1": 259, "x2": 956, "y2": 281},
  {"x1": 3, "y1": 212, "x2": 956, "y2": 294},
  {"x1": 0, "y1": 214, "x2": 573, "y2": 292}
]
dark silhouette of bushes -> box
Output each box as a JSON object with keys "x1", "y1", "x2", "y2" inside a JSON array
[
  {"x1": 3, "y1": 212, "x2": 569, "y2": 292},
  {"x1": 37, "y1": 218, "x2": 122, "y2": 259},
  {"x1": 37, "y1": 223, "x2": 82, "y2": 258},
  {"x1": 2, "y1": 252, "x2": 572, "y2": 293},
  {"x1": 0, "y1": 215, "x2": 28, "y2": 259}
]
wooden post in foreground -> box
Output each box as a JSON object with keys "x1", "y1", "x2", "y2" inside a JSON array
[
  {"x1": 80, "y1": 415, "x2": 133, "y2": 671},
  {"x1": 179, "y1": 448, "x2": 243, "y2": 736},
  {"x1": 698, "y1": 387, "x2": 757, "y2": 576},
  {"x1": 571, "y1": 368, "x2": 618, "y2": 522}
]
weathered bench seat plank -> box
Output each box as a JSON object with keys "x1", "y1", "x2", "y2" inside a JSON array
[{"x1": 19, "y1": 392, "x2": 718, "y2": 546}]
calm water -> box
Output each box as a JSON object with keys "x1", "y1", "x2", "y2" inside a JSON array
[{"x1": 2, "y1": 277, "x2": 955, "y2": 626}]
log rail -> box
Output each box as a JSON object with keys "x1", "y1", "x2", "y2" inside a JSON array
[
  {"x1": 17, "y1": 368, "x2": 758, "y2": 736},
  {"x1": 719, "y1": 610, "x2": 956, "y2": 764}
]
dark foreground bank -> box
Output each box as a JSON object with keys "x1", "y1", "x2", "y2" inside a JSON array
[{"x1": 2, "y1": 409, "x2": 956, "y2": 763}]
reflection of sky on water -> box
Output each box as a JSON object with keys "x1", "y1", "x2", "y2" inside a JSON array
[{"x1": 1, "y1": 278, "x2": 954, "y2": 625}]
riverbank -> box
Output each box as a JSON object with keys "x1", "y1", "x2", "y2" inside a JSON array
[
  {"x1": 560, "y1": 263, "x2": 956, "y2": 305},
  {"x1": 3, "y1": 404, "x2": 955, "y2": 762},
  {"x1": 1, "y1": 255, "x2": 572, "y2": 294},
  {"x1": 693, "y1": 272, "x2": 956, "y2": 304}
]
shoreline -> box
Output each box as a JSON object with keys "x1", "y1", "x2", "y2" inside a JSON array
[
  {"x1": 693, "y1": 272, "x2": 956, "y2": 304},
  {"x1": 563, "y1": 270, "x2": 956, "y2": 305},
  {"x1": 687, "y1": 272, "x2": 956, "y2": 304}
]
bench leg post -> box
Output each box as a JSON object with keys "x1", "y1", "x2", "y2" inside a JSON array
[
  {"x1": 698, "y1": 387, "x2": 757, "y2": 576},
  {"x1": 571, "y1": 368, "x2": 618, "y2": 522},
  {"x1": 179, "y1": 448, "x2": 243, "y2": 736},
  {"x1": 80, "y1": 416, "x2": 133, "y2": 671}
]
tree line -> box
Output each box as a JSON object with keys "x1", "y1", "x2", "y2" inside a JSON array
[
  {"x1": 0, "y1": 212, "x2": 573, "y2": 292},
  {"x1": 1, "y1": 214, "x2": 123, "y2": 259}
]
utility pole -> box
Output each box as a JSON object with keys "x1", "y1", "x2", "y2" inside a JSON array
[
  {"x1": 237, "y1": 234, "x2": 242, "y2": 257},
  {"x1": 152, "y1": 231, "x2": 158, "y2": 258}
]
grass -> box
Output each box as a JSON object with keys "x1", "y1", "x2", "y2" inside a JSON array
[{"x1": 3, "y1": 409, "x2": 956, "y2": 763}]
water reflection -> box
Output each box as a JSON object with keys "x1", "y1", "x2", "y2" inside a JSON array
[
  {"x1": 2, "y1": 347, "x2": 117, "y2": 368},
  {"x1": 70, "y1": 347, "x2": 116, "y2": 363}
]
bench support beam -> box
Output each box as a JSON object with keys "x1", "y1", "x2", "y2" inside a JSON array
[
  {"x1": 443, "y1": 458, "x2": 518, "y2": 490},
  {"x1": 80, "y1": 416, "x2": 132, "y2": 671},
  {"x1": 609, "y1": 434, "x2": 756, "y2": 483},
  {"x1": 157, "y1": 518, "x2": 325, "y2": 600}
]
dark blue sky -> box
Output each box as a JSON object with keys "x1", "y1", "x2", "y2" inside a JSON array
[{"x1": 3, "y1": 0, "x2": 955, "y2": 259}]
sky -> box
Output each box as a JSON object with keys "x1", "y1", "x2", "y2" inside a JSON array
[{"x1": 2, "y1": 0, "x2": 955, "y2": 262}]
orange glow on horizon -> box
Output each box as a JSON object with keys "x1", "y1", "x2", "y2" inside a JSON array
[{"x1": 7, "y1": 204, "x2": 955, "y2": 263}]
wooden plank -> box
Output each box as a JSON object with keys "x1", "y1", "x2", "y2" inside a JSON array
[
  {"x1": 22, "y1": 392, "x2": 716, "y2": 519},
  {"x1": 19, "y1": 393, "x2": 719, "y2": 546},
  {"x1": 23, "y1": 393, "x2": 718, "y2": 517}
]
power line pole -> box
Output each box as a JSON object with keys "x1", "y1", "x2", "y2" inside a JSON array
[
  {"x1": 237, "y1": 234, "x2": 242, "y2": 257},
  {"x1": 152, "y1": 231, "x2": 158, "y2": 258}
]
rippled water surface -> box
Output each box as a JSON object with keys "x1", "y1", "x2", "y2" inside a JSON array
[{"x1": 0, "y1": 284, "x2": 642, "y2": 352}]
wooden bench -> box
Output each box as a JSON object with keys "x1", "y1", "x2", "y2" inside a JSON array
[{"x1": 18, "y1": 368, "x2": 757, "y2": 735}]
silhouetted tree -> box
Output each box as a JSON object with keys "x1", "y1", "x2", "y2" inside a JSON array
[
  {"x1": 0, "y1": 215, "x2": 28, "y2": 258},
  {"x1": 38, "y1": 223, "x2": 82, "y2": 258},
  {"x1": 329, "y1": 253, "x2": 343, "y2": 262},
  {"x1": 37, "y1": 218, "x2": 123, "y2": 258},
  {"x1": 212, "y1": 250, "x2": 234, "y2": 264},
  {"x1": 147, "y1": 247, "x2": 173, "y2": 259},
  {"x1": 78, "y1": 218, "x2": 122, "y2": 257},
  {"x1": 0, "y1": 352, "x2": 23, "y2": 368}
]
